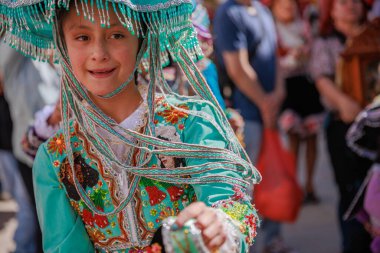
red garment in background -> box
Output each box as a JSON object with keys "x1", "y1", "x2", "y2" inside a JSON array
[{"x1": 254, "y1": 129, "x2": 303, "y2": 222}]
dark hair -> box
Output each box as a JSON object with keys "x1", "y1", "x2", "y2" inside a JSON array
[
  {"x1": 159, "y1": 156, "x2": 186, "y2": 169},
  {"x1": 157, "y1": 136, "x2": 186, "y2": 168},
  {"x1": 319, "y1": 0, "x2": 368, "y2": 36}
]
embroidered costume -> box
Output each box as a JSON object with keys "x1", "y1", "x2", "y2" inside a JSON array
[
  {"x1": 34, "y1": 92, "x2": 258, "y2": 252},
  {"x1": 1, "y1": 0, "x2": 261, "y2": 252}
]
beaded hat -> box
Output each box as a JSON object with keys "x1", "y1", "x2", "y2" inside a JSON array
[
  {"x1": 0, "y1": 0, "x2": 260, "y2": 215},
  {"x1": 0, "y1": 0, "x2": 202, "y2": 63}
]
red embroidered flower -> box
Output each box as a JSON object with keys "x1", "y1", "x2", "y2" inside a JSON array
[
  {"x1": 155, "y1": 96, "x2": 164, "y2": 105},
  {"x1": 47, "y1": 133, "x2": 66, "y2": 155},
  {"x1": 158, "y1": 104, "x2": 189, "y2": 125},
  {"x1": 53, "y1": 160, "x2": 60, "y2": 167},
  {"x1": 94, "y1": 214, "x2": 109, "y2": 228},
  {"x1": 147, "y1": 243, "x2": 162, "y2": 253},
  {"x1": 154, "y1": 119, "x2": 159, "y2": 125},
  {"x1": 145, "y1": 186, "x2": 167, "y2": 206},
  {"x1": 178, "y1": 124, "x2": 185, "y2": 130},
  {"x1": 232, "y1": 185, "x2": 245, "y2": 201},
  {"x1": 82, "y1": 209, "x2": 95, "y2": 226},
  {"x1": 167, "y1": 186, "x2": 184, "y2": 201},
  {"x1": 245, "y1": 213, "x2": 257, "y2": 228}
]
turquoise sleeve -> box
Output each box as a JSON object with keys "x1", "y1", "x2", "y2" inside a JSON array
[
  {"x1": 183, "y1": 103, "x2": 259, "y2": 251},
  {"x1": 33, "y1": 145, "x2": 94, "y2": 253}
]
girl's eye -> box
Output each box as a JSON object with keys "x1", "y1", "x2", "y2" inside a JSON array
[
  {"x1": 110, "y1": 34, "x2": 125, "y2": 39},
  {"x1": 76, "y1": 35, "x2": 89, "y2": 41}
]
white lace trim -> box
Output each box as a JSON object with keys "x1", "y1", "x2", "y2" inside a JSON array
[{"x1": 216, "y1": 209, "x2": 241, "y2": 253}]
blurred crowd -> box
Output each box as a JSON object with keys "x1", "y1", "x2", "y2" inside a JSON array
[{"x1": 1, "y1": 0, "x2": 380, "y2": 253}]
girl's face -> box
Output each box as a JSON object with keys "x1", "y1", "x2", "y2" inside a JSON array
[
  {"x1": 158, "y1": 154, "x2": 176, "y2": 168},
  {"x1": 331, "y1": 0, "x2": 364, "y2": 24},
  {"x1": 272, "y1": 0, "x2": 297, "y2": 23},
  {"x1": 62, "y1": 8, "x2": 139, "y2": 97}
]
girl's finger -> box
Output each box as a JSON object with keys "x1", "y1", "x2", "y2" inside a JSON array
[
  {"x1": 201, "y1": 218, "x2": 224, "y2": 244},
  {"x1": 175, "y1": 202, "x2": 206, "y2": 227},
  {"x1": 196, "y1": 207, "x2": 217, "y2": 230},
  {"x1": 206, "y1": 232, "x2": 227, "y2": 251}
]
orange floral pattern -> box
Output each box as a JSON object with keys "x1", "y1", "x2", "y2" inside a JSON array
[
  {"x1": 157, "y1": 104, "x2": 189, "y2": 125},
  {"x1": 47, "y1": 133, "x2": 66, "y2": 155},
  {"x1": 87, "y1": 227, "x2": 106, "y2": 242}
]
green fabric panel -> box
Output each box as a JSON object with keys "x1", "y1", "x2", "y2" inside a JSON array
[{"x1": 33, "y1": 144, "x2": 94, "y2": 253}]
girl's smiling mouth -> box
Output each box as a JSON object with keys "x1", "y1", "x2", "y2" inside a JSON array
[{"x1": 89, "y1": 68, "x2": 116, "y2": 78}]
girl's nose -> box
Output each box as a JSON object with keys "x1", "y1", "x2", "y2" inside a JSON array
[{"x1": 91, "y1": 40, "x2": 110, "y2": 62}]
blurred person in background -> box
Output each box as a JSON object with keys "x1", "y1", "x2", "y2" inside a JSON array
[
  {"x1": 0, "y1": 98, "x2": 36, "y2": 253},
  {"x1": 309, "y1": 0, "x2": 372, "y2": 252},
  {"x1": 270, "y1": 0, "x2": 325, "y2": 204},
  {"x1": 0, "y1": 42, "x2": 60, "y2": 253},
  {"x1": 346, "y1": 95, "x2": 380, "y2": 253},
  {"x1": 192, "y1": 1, "x2": 246, "y2": 140},
  {"x1": 0, "y1": 53, "x2": 39, "y2": 253},
  {"x1": 203, "y1": 0, "x2": 226, "y2": 20},
  {"x1": 214, "y1": 1, "x2": 295, "y2": 253},
  {"x1": 368, "y1": 0, "x2": 380, "y2": 20},
  {"x1": 0, "y1": 70, "x2": 11, "y2": 201}
]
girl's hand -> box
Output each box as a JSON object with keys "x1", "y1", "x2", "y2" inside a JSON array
[{"x1": 176, "y1": 202, "x2": 227, "y2": 251}]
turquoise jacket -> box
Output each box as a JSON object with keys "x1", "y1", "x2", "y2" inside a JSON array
[{"x1": 33, "y1": 95, "x2": 258, "y2": 252}]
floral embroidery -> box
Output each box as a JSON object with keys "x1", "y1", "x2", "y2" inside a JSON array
[
  {"x1": 148, "y1": 243, "x2": 162, "y2": 253},
  {"x1": 245, "y1": 213, "x2": 259, "y2": 241},
  {"x1": 47, "y1": 133, "x2": 66, "y2": 155},
  {"x1": 129, "y1": 243, "x2": 162, "y2": 253},
  {"x1": 83, "y1": 209, "x2": 95, "y2": 226},
  {"x1": 212, "y1": 186, "x2": 259, "y2": 246},
  {"x1": 94, "y1": 213, "x2": 109, "y2": 228},
  {"x1": 232, "y1": 185, "x2": 250, "y2": 202},
  {"x1": 53, "y1": 160, "x2": 60, "y2": 167},
  {"x1": 70, "y1": 200, "x2": 81, "y2": 213},
  {"x1": 90, "y1": 189, "x2": 107, "y2": 210},
  {"x1": 157, "y1": 104, "x2": 189, "y2": 124},
  {"x1": 157, "y1": 206, "x2": 179, "y2": 223},
  {"x1": 155, "y1": 96, "x2": 165, "y2": 105},
  {"x1": 218, "y1": 201, "x2": 249, "y2": 221},
  {"x1": 145, "y1": 185, "x2": 167, "y2": 206},
  {"x1": 77, "y1": 190, "x2": 110, "y2": 228},
  {"x1": 59, "y1": 153, "x2": 99, "y2": 201},
  {"x1": 148, "y1": 222, "x2": 154, "y2": 229},
  {"x1": 81, "y1": 206, "x2": 109, "y2": 229},
  {"x1": 87, "y1": 227, "x2": 106, "y2": 241},
  {"x1": 166, "y1": 186, "x2": 184, "y2": 201}
]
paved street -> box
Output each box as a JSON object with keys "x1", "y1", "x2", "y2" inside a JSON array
[
  {"x1": 283, "y1": 132, "x2": 340, "y2": 253},
  {"x1": 0, "y1": 199, "x2": 17, "y2": 253},
  {"x1": 0, "y1": 132, "x2": 341, "y2": 253}
]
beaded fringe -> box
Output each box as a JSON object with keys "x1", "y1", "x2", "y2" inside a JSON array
[{"x1": 0, "y1": 0, "x2": 202, "y2": 63}]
